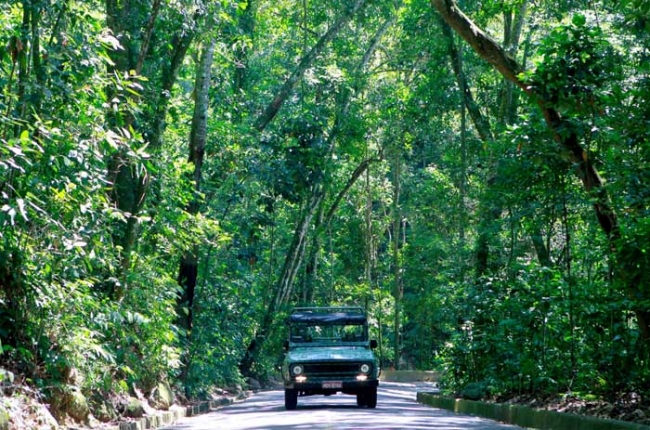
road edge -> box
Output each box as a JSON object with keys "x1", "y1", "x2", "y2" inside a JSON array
[
  {"x1": 417, "y1": 392, "x2": 650, "y2": 430},
  {"x1": 91, "y1": 393, "x2": 249, "y2": 430}
]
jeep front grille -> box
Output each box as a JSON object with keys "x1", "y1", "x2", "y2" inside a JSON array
[{"x1": 303, "y1": 362, "x2": 360, "y2": 378}]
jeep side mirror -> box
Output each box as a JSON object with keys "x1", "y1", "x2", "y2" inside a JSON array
[
  {"x1": 283, "y1": 340, "x2": 289, "y2": 351},
  {"x1": 370, "y1": 339, "x2": 378, "y2": 349}
]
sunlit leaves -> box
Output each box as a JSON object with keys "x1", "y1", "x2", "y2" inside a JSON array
[
  {"x1": 1, "y1": 0, "x2": 650, "y2": 411},
  {"x1": 524, "y1": 14, "x2": 622, "y2": 114}
]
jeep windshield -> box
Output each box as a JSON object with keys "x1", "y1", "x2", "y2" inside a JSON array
[{"x1": 288, "y1": 310, "x2": 368, "y2": 345}]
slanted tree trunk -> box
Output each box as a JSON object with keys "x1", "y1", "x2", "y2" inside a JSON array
[
  {"x1": 299, "y1": 14, "x2": 395, "y2": 306},
  {"x1": 238, "y1": 188, "x2": 324, "y2": 375},
  {"x1": 302, "y1": 155, "x2": 382, "y2": 303},
  {"x1": 239, "y1": 9, "x2": 390, "y2": 377},
  {"x1": 431, "y1": 0, "x2": 650, "y2": 339},
  {"x1": 253, "y1": 0, "x2": 369, "y2": 132}
]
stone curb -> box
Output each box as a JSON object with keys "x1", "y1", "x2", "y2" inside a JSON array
[
  {"x1": 379, "y1": 370, "x2": 440, "y2": 383},
  {"x1": 417, "y1": 392, "x2": 650, "y2": 430},
  {"x1": 95, "y1": 397, "x2": 239, "y2": 430}
]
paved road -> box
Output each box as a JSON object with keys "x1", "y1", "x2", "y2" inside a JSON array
[{"x1": 163, "y1": 382, "x2": 522, "y2": 430}]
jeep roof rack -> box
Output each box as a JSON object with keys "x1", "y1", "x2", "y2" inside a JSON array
[
  {"x1": 291, "y1": 306, "x2": 365, "y2": 314},
  {"x1": 288, "y1": 306, "x2": 367, "y2": 324}
]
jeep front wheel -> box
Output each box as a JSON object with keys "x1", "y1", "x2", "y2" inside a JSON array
[
  {"x1": 365, "y1": 387, "x2": 377, "y2": 408},
  {"x1": 285, "y1": 388, "x2": 298, "y2": 410},
  {"x1": 357, "y1": 387, "x2": 377, "y2": 408},
  {"x1": 356, "y1": 391, "x2": 366, "y2": 407}
]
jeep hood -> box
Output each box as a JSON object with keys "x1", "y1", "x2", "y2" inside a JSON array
[{"x1": 287, "y1": 346, "x2": 375, "y2": 363}]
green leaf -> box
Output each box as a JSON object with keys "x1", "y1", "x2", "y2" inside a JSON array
[{"x1": 572, "y1": 14, "x2": 586, "y2": 27}]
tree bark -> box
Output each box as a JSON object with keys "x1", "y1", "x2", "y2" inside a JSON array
[
  {"x1": 177, "y1": 38, "x2": 216, "y2": 332},
  {"x1": 233, "y1": 0, "x2": 256, "y2": 95},
  {"x1": 439, "y1": 20, "x2": 493, "y2": 142},
  {"x1": 431, "y1": 0, "x2": 524, "y2": 88},
  {"x1": 390, "y1": 146, "x2": 403, "y2": 369}
]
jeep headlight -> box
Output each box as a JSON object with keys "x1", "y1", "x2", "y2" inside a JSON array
[
  {"x1": 291, "y1": 364, "x2": 304, "y2": 376},
  {"x1": 360, "y1": 363, "x2": 371, "y2": 374}
]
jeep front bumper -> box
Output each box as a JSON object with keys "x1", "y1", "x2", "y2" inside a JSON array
[{"x1": 284, "y1": 379, "x2": 378, "y2": 392}]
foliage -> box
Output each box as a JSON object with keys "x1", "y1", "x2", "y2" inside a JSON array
[
  {"x1": 524, "y1": 14, "x2": 622, "y2": 116},
  {"x1": 1, "y1": 0, "x2": 650, "y2": 423}
]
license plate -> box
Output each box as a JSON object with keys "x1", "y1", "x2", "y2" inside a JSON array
[{"x1": 322, "y1": 381, "x2": 342, "y2": 389}]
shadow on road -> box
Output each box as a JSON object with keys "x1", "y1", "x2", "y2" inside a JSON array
[{"x1": 166, "y1": 385, "x2": 519, "y2": 430}]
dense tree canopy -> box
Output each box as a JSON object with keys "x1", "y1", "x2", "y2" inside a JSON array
[{"x1": 1, "y1": 0, "x2": 649, "y2": 423}]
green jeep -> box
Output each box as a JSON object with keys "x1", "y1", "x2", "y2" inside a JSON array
[{"x1": 282, "y1": 306, "x2": 379, "y2": 410}]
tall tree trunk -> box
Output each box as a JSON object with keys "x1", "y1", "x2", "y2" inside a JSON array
[
  {"x1": 439, "y1": 18, "x2": 496, "y2": 277},
  {"x1": 104, "y1": 1, "x2": 197, "y2": 285},
  {"x1": 431, "y1": 0, "x2": 650, "y2": 339},
  {"x1": 15, "y1": 1, "x2": 41, "y2": 137},
  {"x1": 301, "y1": 204, "x2": 325, "y2": 305},
  {"x1": 363, "y1": 161, "x2": 382, "y2": 364},
  {"x1": 459, "y1": 82, "x2": 467, "y2": 244},
  {"x1": 498, "y1": 2, "x2": 528, "y2": 127},
  {"x1": 233, "y1": 0, "x2": 256, "y2": 95},
  {"x1": 104, "y1": 0, "x2": 153, "y2": 281},
  {"x1": 176, "y1": 37, "x2": 215, "y2": 396},
  {"x1": 390, "y1": 146, "x2": 403, "y2": 369},
  {"x1": 177, "y1": 38, "x2": 215, "y2": 332}
]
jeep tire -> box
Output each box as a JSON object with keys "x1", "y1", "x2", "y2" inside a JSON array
[
  {"x1": 285, "y1": 388, "x2": 298, "y2": 410},
  {"x1": 356, "y1": 387, "x2": 377, "y2": 408},
  {"x1": 356, "y1": 391, "x2": 366, "y2": 407},
  {"x1": 365, "y1": 387, "x2": 377, "y2": 408}
]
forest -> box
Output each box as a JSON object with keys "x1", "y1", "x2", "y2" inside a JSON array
[{"x1": 1, "y1": 0, "x2": 649, "y2": 426}]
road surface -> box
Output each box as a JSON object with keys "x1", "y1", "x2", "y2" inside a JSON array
[{"x1": 163, "y1": 382, "x2": 522, "y2": 430}]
